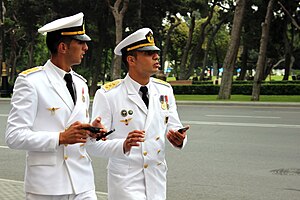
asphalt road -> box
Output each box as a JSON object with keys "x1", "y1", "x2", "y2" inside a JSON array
[{"x1": 1, "y1": 100, "x2": 300, "y2": 200}]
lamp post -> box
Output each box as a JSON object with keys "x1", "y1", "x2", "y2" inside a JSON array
[{"x1": 0, "y1": 0, "x2": 10, "y2": 97}]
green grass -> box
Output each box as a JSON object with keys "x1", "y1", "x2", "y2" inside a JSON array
[{"x1": 175, "y1": 95, "x2": 300, "y2": 102}]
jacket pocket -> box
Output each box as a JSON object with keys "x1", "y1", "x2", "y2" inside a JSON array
[{"x1": 27, "y1": 151, "x2": 57, "y2": 166}]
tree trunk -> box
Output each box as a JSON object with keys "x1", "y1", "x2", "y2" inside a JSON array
[
  {"x1": 251, "y1": 0, "x2": 274, "y2": 101},
  {"x1": 283, "y1": 19, "x2": 292, "y2": 80},
  {"x1": 161, "y1": 15, "x2": 181, "y2": 71},
  {"x1": 218, "y1": 0, "x2": 246, "y2": 99},
  {"x1": 190, "y1": 6, "x2": 215, "y2": 81},
  {"x1": 200, "y1": 17, "x2": 224, "y2": 81},
  {"x1": 27, "y1": 42, "x2": 34, "y2": 68},
  {"x1": 107, "y1": 0, "x2": 129, "y2": 80},
  {"x1": 178, "y1": 15, "x2": 195, "y2": 80},
  {"x1": 237, "y1": 44, "x2": 248, "y2": 80}
]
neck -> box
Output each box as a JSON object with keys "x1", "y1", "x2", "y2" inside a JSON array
[
  {"x1": 128, "y1": 73, "x2": 150, "y2": 85},
  {"x1": 50, "y1": 55, "x2": 71, "y2": 72}
]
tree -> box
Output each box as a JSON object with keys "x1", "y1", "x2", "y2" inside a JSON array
[
  {"x1": 161, "y1": 15, "x2": 181, "y2": 71},
  {"x1": 251, "y1": 0, "x2": 275, "y2": 101},
  {"x1": 106, "y1": 0, "x2": 129, "y2": 80},
  {"x1": 218, "y1": 0, "x2": 246, "y2": 99}
]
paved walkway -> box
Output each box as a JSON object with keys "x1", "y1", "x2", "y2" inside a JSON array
[
  {"x1": 1, "y1": 97, "x2": 300, "y2": 107},
  {"x1": 0, "y1": 178, "x2": 108, "y2": 200}
]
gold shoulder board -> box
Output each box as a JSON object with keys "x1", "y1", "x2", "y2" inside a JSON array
[
  {"x1": 153, "y1": 78, "x2": 170, "y2": 87},
  {"x1": 102, "y1": 79, "x2": 122, "y2": 92},
  {"x1": 20, "y1": 66, "x2": 43, "y2": 76}
]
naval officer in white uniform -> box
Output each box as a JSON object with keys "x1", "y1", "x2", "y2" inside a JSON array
[
  {"x1": 92, "y1": 28, "x2": 189, "y2": 200},
  {"x1": 5, "y1": 12, "x2": 125, "y2": 200}
]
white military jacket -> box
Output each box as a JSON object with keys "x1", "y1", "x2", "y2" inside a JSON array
[
  {"x1": 5, "y1": 60, "x2": 124, "y2": 195},
  {"x1": 92, "y1": 74, "x2": 187, "y2": 200}
]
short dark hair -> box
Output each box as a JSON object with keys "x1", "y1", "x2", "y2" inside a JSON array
[
  {"x1": 46, "y1": 31, "x2": 73, "y2": 54},
  {"x1": 122, "y1": 50, "x2": 137, "y2": 70}
]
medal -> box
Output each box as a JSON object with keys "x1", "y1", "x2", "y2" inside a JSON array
[
  {"x1": 82, "y1": 88, "x2": 85, "y2": 102},
  {"x1": 160, "y1": 95, "x2": 166, "y2": 110},
  {"x1": 161, "y1": 102, "x2": 167, "y2": 110},
  {"x1": 159, "y1": 95, "x2": 164, "y2": 103},
  {"x1": 165, "y1": 95, "x2": 169, "y2": 110}
]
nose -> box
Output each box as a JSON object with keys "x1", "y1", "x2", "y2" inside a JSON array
[
  {"x1": 153, "y1": 52, "x2": 159, "y2": 60},
  {"x1": 83, "y1": 42, "x2": 88, "y2": 51}
]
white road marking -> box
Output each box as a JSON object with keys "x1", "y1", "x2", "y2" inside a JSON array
[
  {"x1": 206, "y1": 114, "x2": 280, "y2": 119},
  {"x1": 182, "y1": 120, "x2": 300, "y2": 128}
]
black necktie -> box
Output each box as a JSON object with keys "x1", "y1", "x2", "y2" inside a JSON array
[
  {"x1": 140, "y1": 86, "x2": 149, "y2": 108},
  {"x1": 64, "y1": 73, "x2": 76, "y2": 104}
]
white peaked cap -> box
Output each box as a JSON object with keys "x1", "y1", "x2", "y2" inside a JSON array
[
  {"x1": 38, "y1": 12, "x2": 91, "y2": 41},
  {"x1": 114, "y1": 27, "x2": 160, "y2": 56}
]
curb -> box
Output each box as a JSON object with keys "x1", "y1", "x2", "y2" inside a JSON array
[
  {"x1": 1, "y1": 98, "x2": 300, "y2": 107},
  {"x1": 176, "y1": 100, "x2": 300, "y2": 107}
]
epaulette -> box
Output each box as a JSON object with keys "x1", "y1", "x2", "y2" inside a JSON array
[
  {"x1": 73, "y1": 72, "x2": 87, "y2": 82},
  {"x1": 152, "y1": 78, "x2": 170, "y2": 87},
  {"x1": 19, "y1": 66, "x2": 43, "y2": 76},
  {"x1": 101, "y1": 79, "x2": 122, "y2": 92}
]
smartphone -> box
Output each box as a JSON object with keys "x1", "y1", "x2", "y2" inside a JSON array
[
  {"x1": 178, "y1": 126, "x2": 189, "y2": 134},
  {"x1": 83, "y1": 126, "x2": 102, "y2": 133},
  {"x1": 96, "y1": 129, "x2": 115, "y2": 141}
]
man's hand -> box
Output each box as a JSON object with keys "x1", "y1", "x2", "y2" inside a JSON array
[
  {"x1": 166, "y1": 126, "x2": 189, "y2": 148},
  {"x1": 59, "y1": 121, "x2": 94, "y2": 145},
  {"x1": 89, "y1": 117, "x2": 108, "y2": 140},
  {"x1": 123, "y1": 130, "x2": 145, "y2": 153}
]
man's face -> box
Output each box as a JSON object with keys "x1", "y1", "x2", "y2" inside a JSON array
[
  {"x1": 65, "y1": 39, "x2": 88, "y2": 66},
  {"x1": 131, "y1": 50, "x2": 160, "y2": 78}
]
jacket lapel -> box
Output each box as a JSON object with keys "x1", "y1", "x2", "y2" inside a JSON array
[
  {"x1": 144, "y1": 82, "x2": 157, "y2": 130},
  {"x1": 68, "y1": 81, "x2": 88, "y2": 124},
  {"x1": 44, "y1": 62, "x2": 74, "y2": 111},
  {"x1": 124, "y1": 76, "x2": 148, "y2": 115}
]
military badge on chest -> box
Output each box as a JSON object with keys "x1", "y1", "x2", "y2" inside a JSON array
[
  {"x1": 160, "y1": 95, "x2": 169, "y2": 124},
  {"x1": 82, "y1": 87, "x2": 85, "y2": 103},
  {"x1": 120, "y1": 109, "x2": 134, "y2": 126},
  {"x1": 47, "y1": 107, "x2": 60, "y2": 115},
  {"x1": 159, "y1": 95, "x2": 169, "y2": 110}
]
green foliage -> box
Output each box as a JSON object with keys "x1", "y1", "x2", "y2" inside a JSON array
[
  {"x1": 175, "y1": 94, "x2": 300, "y2": 102},
  {"x1": 2, "y1": 0, "x2": 300, "y2": 94},
  {"x1": 172, "y1": 83, "x2": 300, "y2": 95}
]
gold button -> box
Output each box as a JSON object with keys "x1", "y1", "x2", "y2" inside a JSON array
[
  {"x1": 143, "y1": 151, "x2": 148, "y2": 156},
  {"x1": 156, "y1": 136, "x2": 160, "y2": 141},
  {"x1": 144, "y1": 164, "x2": 148, "y2": 168},
  {"x1": 64, "y1": 156, "x2": 68, "y2": 160},
  {"x1": 80, "y1": 143, "x2": 85, "y2": 147},
  {"x1": 80, "y1": 155, "x2": 85, "y2": 159},
  {"x1": 157, "y1": 149, "x2": 161, "y2": 154},
  {"x1": 64, "y1": 144, "x2": 68, "y2": 147}
]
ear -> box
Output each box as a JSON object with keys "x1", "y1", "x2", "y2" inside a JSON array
[
  {"x1": 57, "y1": 42, "x2": 68, "y2": 54},
  {"x1": 127, "y1": 55, "x2": 136, "y2": 64}
]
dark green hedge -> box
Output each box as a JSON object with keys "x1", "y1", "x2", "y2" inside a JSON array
[
  {"x1": 172, "y1": 84, "x2": 300, "y2": 95},
  {"x1": 191, "y1": 80, "x2": 300, "y2": 85}
]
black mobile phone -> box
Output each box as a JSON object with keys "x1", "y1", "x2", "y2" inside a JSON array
[
  {"x1": 83, "y1": 126, "x2": 102, "y2": 133},
  {"x1": 96, "y1": 129, "x2": 115, "y2": 141},
  {"x1": 178, "y1": 126, "x2": 189, "y2": 134}
]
